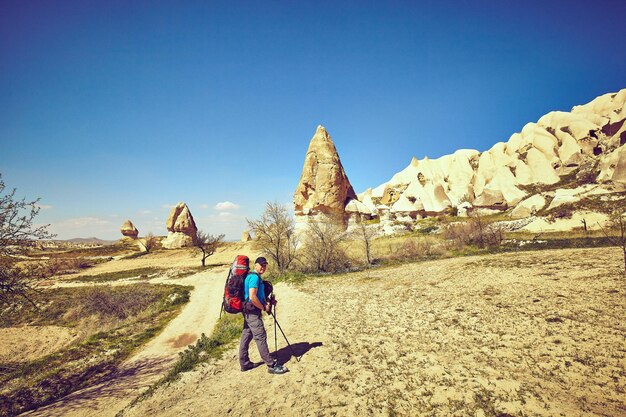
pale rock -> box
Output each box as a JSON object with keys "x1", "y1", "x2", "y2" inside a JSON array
[
  {"x1": 537, "y1": 111, "x2": 598, "y2": 140},
  {"x1": 546, "y1": 185, "x2": 597, "y2": 210},
  {"x1": 457, "y1": 202, "x2": 473, "y2": 217},
  {"x1": 163, "y1": 202, "x2": 197, "y2": 248},
  {"x1": 601, "y1": 145, "x2": 626, "y2": 184},
  {"x1": 558, "y1": 135, "x2": 584, "y2": 167},
  {"x1": 505, "y1": 133, "x2": 523, "y2": 156},
  {"x1": 345, "y1": 199, "x2": 372, "y2": 215},
  {"x1": 241, "y1": 231, "x2": 252, "y2": 242},
  {"x1": 514, "y1": 159, "x2": 534, "y2": 185},
  {"x1": 480, "y1": 166, "x2": 526, "y2": 205},
  {"x1": 403, "y1": 182, "x2": 451, "y2": 213},
  {"x1": 360, "y1": 193, "x2": 378, "y2": 215},
  {"x1": 390, "y1": 194, "x2": 418, "y2": 213},
  {"x1": 474, "y1": 188, "x2": 506, "y2": 208},
  {"x1": 521, "y1": 211, "x2": 610, "y2": 233},
  {"x1": 162, "y1": 232, "x2": 195, "y2": 249},
  {"x1": 120, "y1": 220, "x2": 138, "y2": 239},
  {"x1": 510, "y1": 195, "x2": 546, "y2": 218},
  {"x1": 293, "y1": 125, "x2": 356, "y2": 217},
  {"x1": 525, "y1": 148, "x2": 560, "y2": 184}
]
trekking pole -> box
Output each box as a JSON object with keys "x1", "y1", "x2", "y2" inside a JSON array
[
  {"x1": 269, "y1": 309, "x2": 301, "y2": 362},
  {"x1": 269, "y1": 294, "x2": 278, "y2": 354}
]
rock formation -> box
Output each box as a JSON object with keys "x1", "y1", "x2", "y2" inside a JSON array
[
  {"x1": 120, "y1": 220, "x2": 138, "y2": 239},
  {"x1": 162, "y1": 203, "x2": 198, "y2": 249},
  {"x1": 241, "y1": 230, "x2": 252, "y2": 242},
  {"x1": 294, "y1": 125, "x2": 357, "y2": 227},
  {"x1": 295, "y1": 89, "x2": 625, "y2": 234}
]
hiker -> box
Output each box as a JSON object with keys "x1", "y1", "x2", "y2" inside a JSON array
[{"x1": 239, "y1": 256, "x2": 288, "y2": 374}]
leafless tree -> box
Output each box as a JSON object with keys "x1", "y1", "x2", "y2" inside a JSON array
[
  {"x1": 247, "y1": 202, "x2": 298, "y2": 273},
  {"x1": 195, "y1": 231, "x2": 225, "y2": 267},
  {"x1": 443, "y1": 210, "x2": 503, "y2": 249},
  {"x1": 139, "y1": 233, "x2": 158, "y2": 253},
  {"x1": 352, "y1": 221, "x2": 377, "y2": 266},
  {"x1": 302, "y1": 215, "x2": 349, "y2": 273},
  {"x1": 599, "y1": 210, "x2": 626, "y2": 276},
  {"x1": 1, "y1": 173, "x2": 55, "y2": 309}
]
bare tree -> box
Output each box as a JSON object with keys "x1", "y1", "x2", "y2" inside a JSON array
[
  {"x1": 139, "y1": 233, "x2": 158, "y2": 253},
  {"x1": 1, "y1": 174, "x2": 55, "y2": 309},
  {"x1": 246, "y1": 202, "x2": 297, "y2": 273},
  {"x1": 352, "y1": 221, "x2": 377, "y2": 266},
  {"x1": 302, "y1": 215, "x2": 349, "y2": 273},
  {"x1": 599, "y1": 210, "x2": 626, "y2": 276},
  {"x1": 195, "y1": 231, "x2": 225, "y2": 267}
]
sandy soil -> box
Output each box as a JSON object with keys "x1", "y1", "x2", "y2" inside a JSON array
[
  {"x1": 21, "y1": 266, "x2": 228, "y2": 417},
  {"x1": 0, "y1": 326, "x2": 79, "y2": 363},
  {"x1": 117, "y1": 247, "x2": 626, "y2": 417}
]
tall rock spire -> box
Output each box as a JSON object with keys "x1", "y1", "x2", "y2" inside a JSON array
[{"x1": 294, "y1": 125, "x2": 356, "y2": 217}]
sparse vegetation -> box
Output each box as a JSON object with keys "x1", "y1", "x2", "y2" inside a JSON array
[
  {"x1": 0, "y1": 284, "x2": 191, "y2": 416},
  {"x1": 139, "y1": 233, "x2": 158, "y2": 253},
  {"x1": 300, "y1": 215, "x2": 350, "y2": 273},
  {"x1": 195, "y1": 231, "x2": 225, "y2": 267},
  {"x1": 247, "y1": 202, "x2": 298, "y2": 273},
  {"x1": 0, "y1": 174, "x2": 56, "y2": 310},
  {"x1": 68, "y1": 267, "x2": 163, "y2": 283}
]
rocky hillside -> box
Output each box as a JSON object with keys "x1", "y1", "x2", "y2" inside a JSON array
[{"x1": 294, "y1": 89, "x2": 626, "y2": 233}]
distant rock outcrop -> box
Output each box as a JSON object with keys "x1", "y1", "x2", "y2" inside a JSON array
[
  {"x1": 294, "y1": 125, "x2": 356, "y2": 226},
  {"x1": 296, "y1": 89, "x2": 626, "y2": 234},
  {"x1": 162, "y1": 203, "x2": 198, "y2": 249},
  {"x1": 120, "y1": 220, "x2": 138, "y2": 239},
  {"x1": 241, "y1": 231, "x2": 252, "y2": 242}
]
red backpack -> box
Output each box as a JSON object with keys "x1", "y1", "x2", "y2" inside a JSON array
[{"x1": 222, "y1": 255, "x2": 250, "y2": 314}]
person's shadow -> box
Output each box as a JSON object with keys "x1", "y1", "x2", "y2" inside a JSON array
[{"x1": 271, "y1": 342, "x2": 322, "y2": 364}]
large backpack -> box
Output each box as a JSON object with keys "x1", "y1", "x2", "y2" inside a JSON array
[{"x1": 222, "y1": 255, "x2": 250, "y2": 314}]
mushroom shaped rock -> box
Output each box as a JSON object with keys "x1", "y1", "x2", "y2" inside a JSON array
[
  {"x1": 293, "y1": 125, "x2": 357, "y2": 217},
  {"x1": 390, "y1": 194, "x2": 418, "y2": 214},
  {"x1": 120, "y1": 220, "x2": 139, "y2": 239},
  {"x1": 345, "y1": 199, "x2": 372, "y2": 215}
]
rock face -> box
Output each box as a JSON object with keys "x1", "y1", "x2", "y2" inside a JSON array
[
  {"x1": 120, "y1": 220, "x2": 138, "y2": 239},
  {"x1": 294, "y1": 125, "x2": 357, "y2": 225},
  {"x1": 344, "y1": 89, "x2": 626, "y2": 232},
  {"x1": 162, "y1": 203, "x2": 198, "y2": 249},
  {"x1": 241, "y1": 231, "x2": 252, "y2": 242}
]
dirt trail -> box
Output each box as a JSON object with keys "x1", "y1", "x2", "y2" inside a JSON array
[
  {"x1": 21, "y1": 267, "x2": 228, "y2": 417},
  {"x1": 119, "y1": 247, "x2": 626, "y2": 417}
]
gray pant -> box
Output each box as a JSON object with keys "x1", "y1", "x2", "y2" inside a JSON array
[{"x1": 239, "y1": 311, "x2": 273, "y2": 368}]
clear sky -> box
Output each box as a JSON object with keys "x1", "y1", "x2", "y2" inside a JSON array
[{"x1": 1, "y1": 0, "x2": 625, "y2": 241}]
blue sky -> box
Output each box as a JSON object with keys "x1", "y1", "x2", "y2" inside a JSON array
[{"x1": 1, "y1": 1, "x2": 625, "y2": 240}]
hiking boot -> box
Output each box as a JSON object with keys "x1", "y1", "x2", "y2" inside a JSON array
[
  {"x1": 241, "y1": 362, "x2": 263, "y2": 372},
  {"x1": 267, "y1": 363, "x2": 288, "y2": 374}
]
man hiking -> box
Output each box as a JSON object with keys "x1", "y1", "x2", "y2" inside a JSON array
[{"x1": 239, "y1": 256, "x2": 288, "y2": 374}]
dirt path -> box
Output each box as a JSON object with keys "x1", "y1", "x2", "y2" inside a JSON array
[
  {"x1": 119, "y1": 247, "x2": 626, "y2": 417},
  {"x1": 21, "y1": 267, "x2": 228, "y2": 417}
]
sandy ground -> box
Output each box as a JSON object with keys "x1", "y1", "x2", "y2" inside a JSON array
[
  {"x1": 115, "y1": 247, "x2": 626, "y2": 417},
  {"x1": 0, "y1": 326, "x2": 79, "y2": 364},
  {"x1": 20, "y1": 266, "x2": 228, "y2": 417}
]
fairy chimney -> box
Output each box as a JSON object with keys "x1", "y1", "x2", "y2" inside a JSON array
[
  {"x1": 120, "y1": 220, "x2": 138, "y2": 239},
  {"x1": 294, "y1": 125, "x2": 356, "y2": 219},
  {"x1": 162, "y1": 202, "x2": 198, "y2": 249}
]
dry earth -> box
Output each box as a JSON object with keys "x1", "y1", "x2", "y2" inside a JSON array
[
  {"x1": 117, "y1": 247, "x2": 626, "y2": 417},
  {"x1": 0, "y1": 326, "x2": 78, "y2": 363},
  {"x1": 19, "y1": 267, "x2": 228, "y2": 417}
]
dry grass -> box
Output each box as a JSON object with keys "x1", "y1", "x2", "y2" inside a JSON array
[{"x1": 0, "y1": 284, "x2": 191, "y2": 416}]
